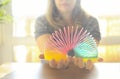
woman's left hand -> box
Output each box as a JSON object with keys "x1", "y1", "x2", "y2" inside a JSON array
[{"x1": 73, "y1": 57, "x2": 103, "y2": 70}]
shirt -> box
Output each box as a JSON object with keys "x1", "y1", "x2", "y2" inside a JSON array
[{"x1": 34, "y1": 15, "x2": 101, "y2": 41}]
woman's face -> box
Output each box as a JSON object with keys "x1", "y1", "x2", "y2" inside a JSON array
[{"x1": 54, "y1": 0, "x2": 77, "y2": 14}]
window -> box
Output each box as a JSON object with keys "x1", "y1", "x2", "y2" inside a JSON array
[
  {"x1": 12, "y1": 0, "x2": 47, "y2": 62},
  {"x1": 98, "y1": 16, "x2": 120, "y2": 62}
]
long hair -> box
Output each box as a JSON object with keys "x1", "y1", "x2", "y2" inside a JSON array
[{"x1": 45, "y1": 0, "x2": 89, "y2": 29}]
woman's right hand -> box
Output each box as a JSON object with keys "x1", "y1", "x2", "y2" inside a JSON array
[{"x1": 39, "y1": 54, "x2": 72, "y2": 69}]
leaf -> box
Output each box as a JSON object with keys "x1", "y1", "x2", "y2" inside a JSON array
[
  {"x1": 0, "y1": 0, "x2": 11, "y2": 7},
  {"x1": 0, "y1": 9, "x2": 6, "y2": 16},
  {"x1": 0, "y1": 0, "x2": 12, "y2": 23},
  {"x1": 0, "y1": 15, "x2": 12, "y2": 23}
]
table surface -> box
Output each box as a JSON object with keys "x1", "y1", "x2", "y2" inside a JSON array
[{"x1": 1, "y1": 63, "x2": 120, "y2": 79}]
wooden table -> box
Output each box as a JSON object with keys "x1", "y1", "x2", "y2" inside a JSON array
[{"x1": 1, "y1": 63, "x2": 120, "y2": 79}]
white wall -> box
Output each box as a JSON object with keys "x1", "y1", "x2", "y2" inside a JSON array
[
  {"x1": 81, "y1": 0, "x2": 120, "y2": 16},
  {"x1": 0, "y1": 24, "x2": 2, "y2": 46},
  {"x1": 0, "y1": 24, "x2": 2, "y2": 64},
  {"x1": 0, "y1": 23, "x2": 13, "y2": 64},
  {"x1": 0, "y1": 1, "x2": 13, "y2": 64}
]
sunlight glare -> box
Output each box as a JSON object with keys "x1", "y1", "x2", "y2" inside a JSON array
[
  {"x1": 14, "y1": 45, "x2": 28, "y2": 62},
  {"x1": 82, "y1": 0, "x2": 120, "y2": 16},
  {"x1": 12, "y1": 0, "x2": 48, "y2": 17}
]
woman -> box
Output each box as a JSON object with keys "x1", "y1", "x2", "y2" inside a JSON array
[{"x1": 35, "y1": 0, "x2": 102, "y2": 70}]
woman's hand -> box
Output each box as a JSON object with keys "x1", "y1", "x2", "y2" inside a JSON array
[
  {"x1": 73, "y1": 57, "x2": 93, "y2": 70},
  {"x1": 39, "y1": 54, "x2": 72, "y2": 69},
  {"x1": 48, "y1": 58, "x2": 70, "y2": 69},
  {"x1": 73, "y1": 57, "x2": 103, "y2": 70}
]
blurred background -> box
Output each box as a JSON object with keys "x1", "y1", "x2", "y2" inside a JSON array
[{"x1": 0, "y1": 0, "x2": 120, "y2": 64}]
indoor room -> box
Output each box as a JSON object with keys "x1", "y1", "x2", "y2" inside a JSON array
[{"x1": 0, "y1": 0, "x2": 120, "y2": 79}]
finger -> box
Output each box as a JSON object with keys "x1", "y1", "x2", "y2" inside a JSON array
[
  {"x1": 57, "y1": 60, "x2": 64, "y2": 69},
  {"x1": 39, "y1": 54, "x2": 44, "y2": 59},
  {"x1": 74, "y1": 57, "x2": 79, "y2": 65},
  {"x1": 86, "y1": 60, "x2": 94, "y2": 70},
  {"x1": 98, "y1": 57, "x2": 103, "y2": 62},
  {"x1": 49, "y1": 59, "x2": 57, "y2": 68},
  {"x1": 64, "y1": 59, "x2": 70, "y2": 68},
  {"x1": 67, "y1": 56, "x2": 73, "y2": 64},
  {"x1": 78, "y1": 58, "x2": 84, "y2": 68}
]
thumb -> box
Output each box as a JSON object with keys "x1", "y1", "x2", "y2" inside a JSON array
[
  {"x1": 97, "y1": 57, "x2": 103, "y2": 62},
  {"x1": 39, "y1": 54, "x2": 45, "y2": 59}
]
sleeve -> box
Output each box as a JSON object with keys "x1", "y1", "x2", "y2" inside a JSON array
[
  {"x1": 86, "y1": 17, "x2": 101, "y2": 42},
  {"x1": 34, "y1": 16, "x2": 50, "y2": 39}
]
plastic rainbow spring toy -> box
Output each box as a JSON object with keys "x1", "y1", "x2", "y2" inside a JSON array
[{"x1": 44, "y1": 26, "x2": 98, "y2": 62}]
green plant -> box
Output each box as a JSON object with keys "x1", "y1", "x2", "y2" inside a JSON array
[{"x1": 0, "y1": 0, "x2": 12, "y2": 23}]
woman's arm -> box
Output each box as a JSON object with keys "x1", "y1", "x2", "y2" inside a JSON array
[{"x1": 36, "y1": 34, "x2": 51, "y2": 54}]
